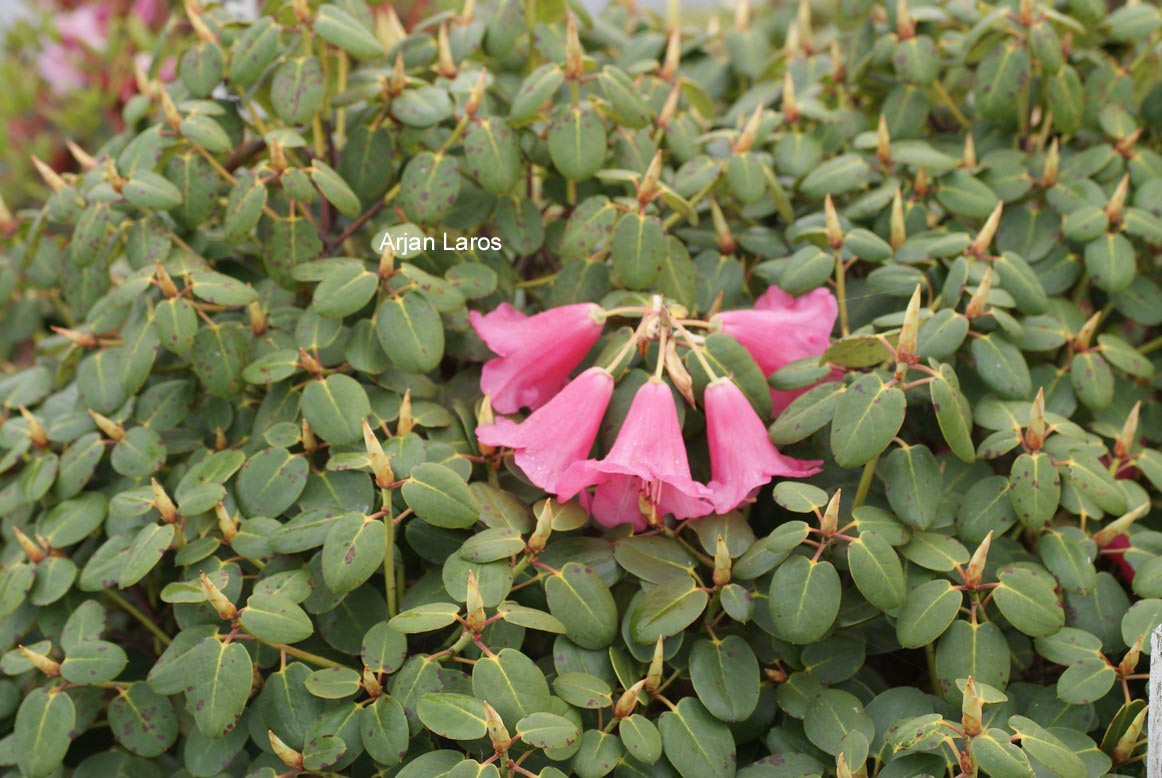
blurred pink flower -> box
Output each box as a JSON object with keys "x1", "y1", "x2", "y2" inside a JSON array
[
  {"x1": 471, "y1": 302, "x2": 605, "y2": 414},
  {"x1": 37, "y1": 42, "x2": 88, "y2": 95},
  {"x1": 132, "y1": 0, "x2": 170, "y2": 28},
  {"x1": 57, "y1": 5, "x2": 110, "y2": 49},
  {"x1": 557, "y1": 379, "x2": 714, "y2": 530},
  {"x1": 476, "y1": 367, "x2": 614, "y2": 493},
  {"x1": 704, "y1": 378, "x2": 821, "y2": 513},
  {"x1": 713, "y1": 286, "x2": 839, "y2": 414}
]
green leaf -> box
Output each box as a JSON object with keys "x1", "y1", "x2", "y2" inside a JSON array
[
  {"x1": 310, "y1": 159, "x2": 362, "y2": 217},
  {"x1": 804, "y1": 689, "x2": 874, "y2": 756},
  {"x1": 463, "y1": 118, "x2": 521, "y2": 195},
  {"x1": 771, "y1": 381, "x2": 844, "y2": 445},
  {"x1": 993, "y1": 568, "x2": 1065, "y2": 637},
  {"x1": 517, "y1": 712, "x2": 580, "y2": 750},
  {"x1": 553, "y1": 672, "x2": 613, "y2": 709},
  {"x1": 461, "y1": 527, "x2": 525, "y2": 562},
  {"x1": 1009, "y1": 452, "x2": 1060, "y2": 530},
  {"x1": 316, "y1": 4, "x2": 384, "y2": 59},
  {"x1": 185, "y1": 637, "x2": 253, "y2": 738},
  {"x1": 272, "y1": 56, "x2": 325, "y2": 125},
  {"x1": 974, "y1": 42, "x2": 1029, "y2": 120},
  {"x1": 770, "y1": 557, "x2": 841, "y2": 644},
  {"x1": 118, "y1": 523, "x2": 174, "y2": 588},
  {"x1": 61, "y1": 640, "x2": 128, "y2": 683},
  {"x1": 240, "y1": 594, "x2": 313, "y2": 644},
  {"x1": 303, "y1": 374, "x2": 371, "y2": 445},
  {"x1": 398, "y1": 152, "x2": 460, "y2": 224},
  {"x1": 509, "y1": 64, "x2": 565, "y2": 121},
  {"x1": 930, "y1": 363, "x2": 975, "y2": 462},
  {"x1": 402, "y1": 463, "x2": 479, "y2": 528},
  {"x1": 1008, "y1": 715, "x2": 1086, "y2": 776},
  {"x1": 611, "y1": 212, "x2": 665, "y2": 290},
  {"x1": 971, "y1": 334, "x2": 1032, "y2": 399},
  {"x1": 830, "y1": 374, "x2": 906, "y2": 468},
  {"x1": 879, "y1": 443, "x2": 941, "y2": 529},
  {"x1": 633, "y1": 575, "x2": 709, "y2": 643},
  {"x1": 360, "y1": 695, "x2": 409, "y2": 767},
  {"x1": 896, "y1": 580, "x2": 962, "y2": 648},
  {"x1": 800, "y1": 154, "x2": 872, "y2": 199},
  {"x1": 1056, "y1": 656, "x2": 1116, "y2": 705},
  {"x1": 123, "y1": 170, "x2": 183, "y2": 211},
  {"x1": 418, "y1": 693, "x2": 489, "y2": 740},
  {"x1": 388, "y1": 602, "x2": 462, "y2": 633},
  {"x1": 658, "y1": 698, "x2": 736, "y2": 778},
  {"x1": 322, "y1": 514, "x2": 386, "y2": 594},
  {"x1": 393, "y1": 86, "x2": 453, "y2": 127},
  {"x1": 848, "y1": 531, "x2": 906, "y2": 610},
  {"x1": 14, "y1": 687, "x2": 75, "y2": 778},
  {"x1": 934, "y1": 620, "x2": 1011, "y2": 701},
  {"x1": 472, "y1": 648, "x2": 551, "y2": 728},
  {"x1": 376, "y1": 292, "x2": 445, "y2": 374},
  {"x1": 1084, "y1": 233, "x2": 1135, "y2": 294},
  {"x1": 548, "y1": 105, "x2": 607, "y2": 181},
  {"x1": 108, "y1": 682, "x2": 179, "y2": 757},
  {"x1": 545, "y1": 562, "x2": 618, "y2": 649},
  {"x1": 1070, "y1": 352, "x2": 1114, "y2": 410},
  {"x1": 688, "y1": 636, "x2": 760, "y2": 722},
  {"x1": 821, "y1": 335, "x2": 893, "y2": 368},
  {"x1": 235, "y1": 447, "x2": 309, "y2": 517}
]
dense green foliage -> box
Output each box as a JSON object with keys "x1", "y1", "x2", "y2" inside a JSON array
[{"x1": 0, "y1": 0, "x2": 1160, "y2": 776}]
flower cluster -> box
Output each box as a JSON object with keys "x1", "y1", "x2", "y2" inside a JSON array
[{"x1": 474, "y1": 290, "x2": 838, "y2": 530}]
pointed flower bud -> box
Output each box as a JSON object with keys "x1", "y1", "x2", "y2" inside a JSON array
[
  {"x1": 89, "y1": 410, "x2": 126, "y2": 442},
  {"x1": 12, "y1": 527, "x2": 46, "y2": 563},
  {"x1": 154, "y1": 262, "x2": 179, "y2": 298},
  {"x1": 897, "y1": 285, "x2": 922, "y2": 359},
  {"x1": 963, "y1": 531, "x2": 992, "y2": 590},
  {"x1": 614, "y1": 679, "x2": 647, "y2": 719},
  {"x1": 638, "y1": 150, "x2": 665, "y2": 205},
  {"x1": 823, "y1": 195, "x2": 843, "y2": 249},
  {"x1": 528, "y1": 500, "x2": 554, "y2": 553},
  {"x1": 970, "y1": 201, "x2": 1003, "y2": 257},
  {"x1": 31, "y1": 156, "x2": 67, "y2": 192},
  {"x1": 963, "y1": 132, "x2": 977, "y2": 168},
  {"x1": 821, "y1": 489, "x2": 841, "y2": 538},
  {"x1": 890, "y1": 188, "x2": 907, "y2": 248},
  {"x1": 362, "y1": 420, "x2": 394, "y2": 488},
  {"x1": 713, "y1": 534, "x2": 732, "y2": 587},
  {"x1": 201, "y1": 573, "x2": 238, "y2": 620},
  {"x1": 159, "y1": 87, "x2": 183, "y2": 129},
  {"x1": 18, "y1": 407, "x2": 49, "y2": 448},
  {"x1": 645, "y1": 636, "x2": 665, "y2": 693},
  {"x1": 291, "y1": 0, "x2": 311, "y2": 23},
  {"x1": 896, "y1": 0, "x2": 915, "y2": 37},
  {"x1": 1115, "y1": 401, "x2": 1141, "y2": 460},
  {"x1": 914, "y1": 166, "x2": 930, "y2": 196},
  {"x1": 465, "y1": 570, "x2": 486, "y2": 633},
  {"x1": 436, "y1": 22, "x2": 457, "y2": 78},
  {"x1": 565, "y1": 14, "x2": 584, "y2": 78},
  {"x1": 961, "y1": 675, "x2": 983, "y2": 736},
  {"x1": 396, "y1": 389, "x2": 415, "y2": 437},
  {"x1": 18, "y1": 645, "x2": 61, "y2": 677},
  {"x1": 51, "y1": 326, "x2": 98, "y2": 349},
  {"x1": 66, "y1": 140, "x2": 97, "y2": 170},
  {"x1": 268, "y1": 730, "x2": 304, "y2": 768},
  {"x1": 782, "y1": 70, "x2": 798, "y2": 121},
  {"x1": 245, "y1": 300, "x2": 267, "y2": 336},
  {"x1": 1093, "y1": 501, "x2": 1150, "y2": 549},
  {"x1": 483, "y1": 701, "x2": 512, "y2": 752},
  {"x1": 657, "y1": 81, "x2": 682, "y2": 127},
  {"x1": 796, "y1": 0, "x2": 814, "y2": 49},
  {"x1": 1074, "y1": 311, "x2": 1101, "y2": 351},
  {"x1": 836, "y1": 754, "x2": 853, "y2": 778},
  {"x1": 185, "y1": 0, "x2": 218, "y2": 41},
  {"x1": 733, "y1": 104, "x2": 764, "y2": 154},
  {"x1": 301, "y1": 419, "x2": 317, "y2": 453},
  {"x1": 1025, "y1": 388, "x2": 1046, "y2": 450},
  {"x1": 1113, "y1": 708, "x2": 1147, "y2": 764},
  {"x1": 710, "y1": 197, "x2": 736, "y2": 253},
  {"x1": 664, "y1": 339, "x2": 696, "y2": 407},
  {"x1": 151, "y1": 478, "x2": 179, "y2": 524},
  {"x1": 1107, "y1": 173, "x2": 1129, "y2": 223},
  {"x1": 215, "y1": 503, "x2": 238, "y2": 542},
  {"x1": 659, "y1": 25, "x2": 681, "y2": 80},
  {"x1": 1118, "y1": 632, "x2": 1143, "y2": 676},
  {"x1": 965, "y1": 269, "x2": 992, "y2": 319},
  {"x1": 1042, "y1": 138, "x2": 1059, "y2": 186},
  {"x1": 466, "y1": 69, "x2": 488, "y2": 117},
  {"x1": 362, "y1": 666, "x2": 383, "y2": 697},
  {"x1": 734, "y1": 0, "x2": 749, "y2": 30},
  {"x1": 297, "y1": 348, "x2": 323, "y2": 376},
  {"x1": 876, "y1": 114, "x2": 892, "y2": 165}
]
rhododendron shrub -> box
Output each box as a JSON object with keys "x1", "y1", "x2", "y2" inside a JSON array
[{"x1": 0, "y1": 0, "x2": 1160, "y2": 776}]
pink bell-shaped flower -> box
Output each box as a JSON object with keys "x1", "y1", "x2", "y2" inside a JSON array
[
  {"x1": 704, "y1": 378, "x2": 822, "y2": 513},
  {"x1": 556, "y1": 379, "x2": 714, "y2": 530},
  {"x1": 471, "y1": 302, "x2": 605, "y2": 414},
  {"x1": 712, "y1": 286, "x2": 839, "y2": 414},
  {"x1": 476, "y1": 367, "x2": 614, "y2": 493}
]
